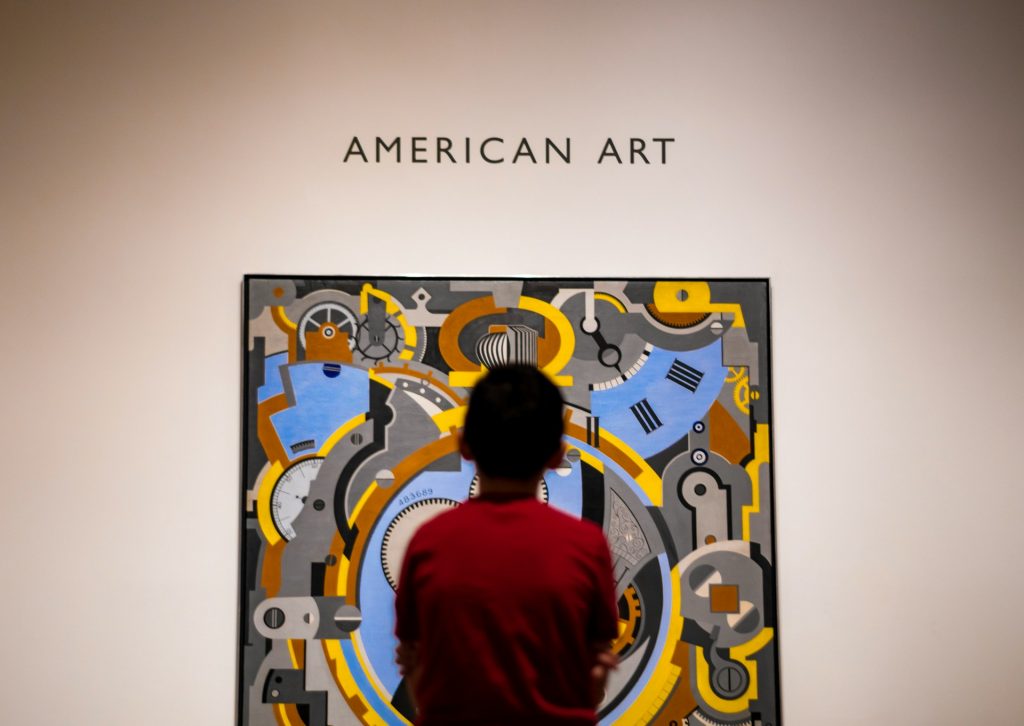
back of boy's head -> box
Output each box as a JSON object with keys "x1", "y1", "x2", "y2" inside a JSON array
[{"x1": 463, "y1": 364, "x2": 565, "y2": 480}]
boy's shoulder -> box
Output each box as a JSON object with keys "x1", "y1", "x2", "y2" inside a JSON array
[{"x1": 413, "y1": 496, "x2": 604, "y2": 542}]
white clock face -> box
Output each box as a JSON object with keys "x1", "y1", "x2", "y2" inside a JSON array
[
  {"x1": 270, "y1": 457, "x2": 324, "y2": 541},
  {"x1": 380, "y1": 497, "x2": 460, "y2": 591}
]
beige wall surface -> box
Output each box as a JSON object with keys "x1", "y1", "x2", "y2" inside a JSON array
[{"x1": 2, "y1": 2, "x2": 1022, "y2": 724}]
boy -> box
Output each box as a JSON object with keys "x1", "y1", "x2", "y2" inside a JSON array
[{"x1": 394, "y1": 364, "x2": 618, "y2": 725}]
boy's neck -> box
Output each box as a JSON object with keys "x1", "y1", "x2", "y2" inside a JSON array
[{"x1": 476, "y1": 473, "x2": 540, "y2": 499}]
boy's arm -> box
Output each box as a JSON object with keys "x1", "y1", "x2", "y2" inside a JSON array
[
  {"x1": 589, "y1": 645, "x2": 618, "y2": 707},
  {"x1": 395, "y1": 641, "x2": 420, "y2": 709},
  {"x1": 395, "y1": 640, "x2": 419, "y2": 676}
]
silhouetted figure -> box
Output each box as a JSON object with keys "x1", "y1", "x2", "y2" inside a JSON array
[{"x1": 395, "y1": 365, "x2": 618, "y2": 725}]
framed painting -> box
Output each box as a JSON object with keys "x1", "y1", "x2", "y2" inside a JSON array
[{"x1": 239, "y1": 277, "x2": 779, "y2": 726}]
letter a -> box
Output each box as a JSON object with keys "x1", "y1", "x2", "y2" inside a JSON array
[
  {"x1": 597, "y1": 138, "x2": 622, "y2": 164},
  {"x1": 343, "y1": 137, "x2": 368, "y2": 163}
]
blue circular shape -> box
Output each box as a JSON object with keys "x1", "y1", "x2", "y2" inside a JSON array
[{"x1": 322, "y1": 363, "x2": 342, "y2": 378}]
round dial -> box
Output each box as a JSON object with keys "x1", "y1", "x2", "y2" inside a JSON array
[
  {"x1": 380, "y1": 497, "x2": 460, "y2": 590},
  {"x1": 271, "y1": 457, "x2": 324, "y2": 541},
  {"x1": 297, "y1": 302, "x2": 358, "y2": 351},
  {"x1": 468, "y1": 474, "x2": 549, "y2": 503},
  {"x1": 354, "y1": 316, "x2": 400, "y2": 363}
]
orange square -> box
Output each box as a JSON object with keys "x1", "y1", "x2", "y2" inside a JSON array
[{"x1": 709, "y1": 584, "x2": 740, "y2": 613}]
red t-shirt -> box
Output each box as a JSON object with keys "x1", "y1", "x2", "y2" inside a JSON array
[{"x1": 395, "y1": 493, "x2": 618, "y2": 725}]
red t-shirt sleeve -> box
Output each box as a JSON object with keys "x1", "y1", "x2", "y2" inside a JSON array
[{"x1": 589, "y1": 529, "x2": 619, "y2": 644}]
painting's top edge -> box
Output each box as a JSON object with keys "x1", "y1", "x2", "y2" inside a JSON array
[{"x1": 243, "y1": 274, "x2": 771, "y2": 284}]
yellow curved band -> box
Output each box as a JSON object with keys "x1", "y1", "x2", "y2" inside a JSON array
[
  {"x1": 695, "y1": 627, "x2": 774, "y2": 714},
  {"x1": 613, "y1": 562, "x2": 684, "y2": 723},
  {"x1": 653, "y1": 282, "x2": 746, "y2": 328}
]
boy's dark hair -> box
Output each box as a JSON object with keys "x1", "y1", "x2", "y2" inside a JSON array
[{"x1": 463, "y1": 364, "x2": 565, "y2": 480}]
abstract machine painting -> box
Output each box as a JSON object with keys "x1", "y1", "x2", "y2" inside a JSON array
[{"x1": 240, "y1": 278, "x2": 779, "y2": 726}]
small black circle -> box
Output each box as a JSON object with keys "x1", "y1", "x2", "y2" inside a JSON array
[
  {"x1": 350, "y1": 433, "x2": 363, "y2": 445},
  {"x1": 264, "y1": 607, "x2": 285, "y2": 629},
  {"x1": 324, "y1": 554, "x2": 338, "y2": 566},
  {"x1": 313, "y1": 499, "x2": 325, "y2": 511},
  {"x1": 694, "y1": 484, "x2": 707, "y2": 496},
  {"x1": 599, "y1": 346, "x2": 621, "y2": 367},
  {"x1": 713, "y1": 663, "x2": 748, "y2": 698},
  {"x1": 692, "y1": 421, "x2": 705, "y2": 433},
  {"x1": 274, "y1": 676, "x2": 283, "y2": 684}
]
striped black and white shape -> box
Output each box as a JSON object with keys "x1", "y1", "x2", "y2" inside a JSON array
[
  {"x1": 476, "y1": 325, "x2": 539, "y2": 368},
  {"x1": 506, "y1": 325, "x2": 538, "y2": 366},
  {"x1": 666, "y1": 359, "x2": 704, "y2": 392},
  {"x1": 630, "y1": 398, "x2": 663, "y2": 434}
]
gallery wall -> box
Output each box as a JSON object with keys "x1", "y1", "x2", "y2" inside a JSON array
[{"x1": 2, "y1": 2, "x2": 1022, "y2": 724}]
